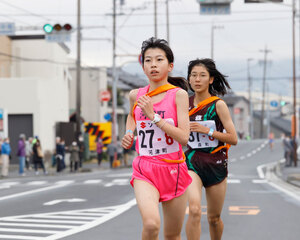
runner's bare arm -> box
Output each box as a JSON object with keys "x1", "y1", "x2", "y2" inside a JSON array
[
  {"x1": 214, "y1": 100, "x2": 238, "y2": 145},
  {"x1": 122, "y1": 89, "x2": 138, "y2": 149},
  {"x1": 155, "y1": 89, "x2": 190, "y2": 146}
]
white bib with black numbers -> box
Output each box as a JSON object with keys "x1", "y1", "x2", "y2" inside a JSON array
[
  {"x1": 188, "y1": 120, "x2": 219, "y2": 149},
  {"x1": 136, "y1": 118, "x2": 179, "y2": 156}
]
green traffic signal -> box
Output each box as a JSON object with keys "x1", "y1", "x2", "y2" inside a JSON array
[
  {"x1": 43, "y1": 24, "x2": 53, "y2": 33},
  {"x1": 280, "y1": 100, "x2": 286, "y2": 106}
]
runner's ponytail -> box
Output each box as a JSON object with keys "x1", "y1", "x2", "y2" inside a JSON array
[{"x1": 168, "y1": 76, "x2": 188, "y2": 91}]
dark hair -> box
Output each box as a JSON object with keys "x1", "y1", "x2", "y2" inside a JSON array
[
  {"x1": 187, "y1": 58, "x2": 231, "y2": 96},
  {"x1": 141, "y1": 37, "x2": 188, "y2": 91}
]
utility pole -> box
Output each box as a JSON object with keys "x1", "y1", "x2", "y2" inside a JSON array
[
  {"x1": 292, "y1": 0, "x2": 297, "y2": 166},
  {"x1": 211, "y1": 24, "x2": 223, "y2": 59},
  {"x1": 76, "y1": 0, "x2": 81, "y2": 141},
  {"x1": 166, "y1": 0, "x2": 170, "y2": 43},
  {"x1": 247, "y1": 58, "x2": 254, "y2": 139},
  {"x1": 259, "y1": 46, "x2": 271, "y2": 139},
  {"x1": 112, "y1": 0, "x2": 118, "y2": 162},
  {"x1": 154, "y1": 0, "x2": 157, "y2": 38}
]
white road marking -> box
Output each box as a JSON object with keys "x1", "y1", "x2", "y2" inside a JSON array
[
  {"x1": 84, "y1": 180, "x2": 102, "y2": 184},
  {"x1": 240, "y1": 156, "x2": 245, "y2": 160},
  {"x1": 27, "y1": 181, "x2": 47, "y2": 185},
  {"x1": 252, "y1": 150, "x2": 257, "y2": 154},
  {"x1": 44, "y1": 198, "x2": 86, "y2": 206},
  {"x1": 107, "y1": 172, "x2": 132, "y2": 178},
  {"x1": 0, "y1": 182, "x2": 72, "y2": 202},
  {"x1": 0, "y1": 198, "x2": 137, "y2": 240},
  {"x1": 104, "y1": 179, "x2": 129, "y2": 187},
  {"x1": 246, "y1": 153, "x2": 252, "y2": 157},
  {"x1": 252, "y1": 179, "x2": 268, "y2": 184},
  {"x1": 227, "y1": 179, "x2": 241, "y2": 184}
]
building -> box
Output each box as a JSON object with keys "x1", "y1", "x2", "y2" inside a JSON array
[{"x1": 0, "y1": 35, "x2": 70, "y2": 163}]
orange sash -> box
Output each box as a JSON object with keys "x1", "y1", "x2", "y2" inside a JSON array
[
  {"x1": 132, "y1": 84, "x2": 178, "y2": 120},
  {"x1": 132, "y1": 84, "x2": 186, "y2": 163},
  {"x1": 189, "y1": 96, "x2": 231, "y2": 156}
]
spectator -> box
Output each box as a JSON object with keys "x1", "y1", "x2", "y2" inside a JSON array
[
  {"x1": 268, "y1": 132, "x2": 274, "y2": 151},
  {"x1": 78, "y1": 135, "x2": 85, "y2": 168},
  {"x1": 69, "y1": 141, "x2": 80, "y2": 172},
  {"x1": 106, "y1": 141, "x2": 117, "y2": 168},
  {"x1": 282, "y1": 134, "x2": 293, "y2": 167},
  {"x1": 1, "y1": 138, "x2": 11, "y2": 177},
  {"x1": 56, "y1": 138, "x2": 66, "y2": 172},
  {"x1": 117, "y1": 137, "x2": 123, "y2": 164},
  {"x1": 25, "y1": 137, "x2": 33, "y2": 170},
  {"x1": 96, "y1": 138, "x2": 104, "y2": 166},
  {"x1": 32, "y1": 139, "x2": 47, "y2": 175},
  {"x1": 17, "y1": 134, "x2": 26, "y2": 176}
]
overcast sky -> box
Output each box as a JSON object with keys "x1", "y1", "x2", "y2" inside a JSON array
[{"x1": 0, "y1": 0, "x2": 298, "y2": 96}]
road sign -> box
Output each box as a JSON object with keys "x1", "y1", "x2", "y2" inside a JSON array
[
  {"x1": 0, "y1": 22, "x2": 15, "y2": 35},
  {"x1": 45, "y1": 33, "x2": 71, "y2": 42},
  {"x1": 99, "y1": 90, "x2": 111, "y2": 102},
  {"x1": 200, "y1": 4, "x2": 231, "y2": 15},
  {"x1": 270, "y1": 100, "x2": 278, "y2": 107},
  {"x1": 0, "y1": 109, "x2": 3, "y2": 119},
  {"x1": 104, "y1": 113, "x2": 112, "y2": 121}
]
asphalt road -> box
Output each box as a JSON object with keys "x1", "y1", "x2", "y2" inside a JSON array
[{"x1": 0, "y1": 139, "x2": 299, "y2": 240}]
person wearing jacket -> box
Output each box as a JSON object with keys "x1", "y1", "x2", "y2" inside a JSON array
[
  {"x1": 1, "y1": 138, "x2": 11, "y2": 177},
  {"x1": 17, "y1": 134, "x2": 26, "y2": 176}
]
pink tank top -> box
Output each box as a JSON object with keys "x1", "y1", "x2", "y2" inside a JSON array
[{"x1": 134, "y1": 85, "x2": 184, "y2": 162}]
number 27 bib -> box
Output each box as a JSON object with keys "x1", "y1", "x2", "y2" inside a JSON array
[
  {"x1": 188, "y1": 120, "x2": 218, "y2": 149},
  {"x1": 136, "y1": 118, "x2": 179, "y2": 156}
]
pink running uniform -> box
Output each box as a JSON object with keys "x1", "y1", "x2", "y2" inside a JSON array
[{"x1": 130, "y1": 85, "x2": 192, "y2": 202}]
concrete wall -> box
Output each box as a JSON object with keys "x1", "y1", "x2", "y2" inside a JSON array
[{"x1": 0, "y1": 36, "x2": 12, "y2": 78}]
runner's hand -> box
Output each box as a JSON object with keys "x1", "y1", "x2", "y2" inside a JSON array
[
  {"x1": 190, "y1": 122, "x2": 209, "y2": 134},
  {"x1": 137, "y1": 95, "x2": 155, "y2": 120},
  {"x1": 122, "y1": 133, "x2": 134, "y2": 149}
]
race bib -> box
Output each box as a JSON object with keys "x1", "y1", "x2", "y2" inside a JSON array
[
  {"x1": 188, "y1": 120, "x2": 218, "y2": 149},
  {"x1": 136, "y1": 118, "x2": 179, "y2": 156}
]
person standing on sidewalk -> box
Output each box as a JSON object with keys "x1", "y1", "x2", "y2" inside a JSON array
[
  {"x1": 96, "y1": 138, "x2": 104, "y2": 166},
  {"x1": 1, "y1": 138, "x2": 11, "y2": 177},
  {"x1": 184, "y1": 58, "x2": 238, "y2": 240},
  {"x1": 25, "y1": 137, "x2": 33, "y2": 170},
  {"x1": 17, "y1": 134, "x2": 26, "y2": 176},
  {"x1": 106, "y1": 141, "x2": 117, "y2": 169},
  {"x1": 32, "y1": 139, "x2": 47, "y2": 175}
]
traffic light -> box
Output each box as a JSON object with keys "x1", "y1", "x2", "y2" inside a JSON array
[
  {"x1": 280, "y1": 100, "x2": 286, "y2": 106},
  {"x1": 43, "y1": 23, "x2": 72, "y2": 34}
]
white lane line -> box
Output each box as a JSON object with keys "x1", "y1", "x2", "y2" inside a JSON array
[
  {"x1": 0, "y1": 182, "x2": 19, "y2": 186},
  {"x1": 58, "y1": 212, "x2": 104, "y2": 217},
  {"x1": 227, "y1": 179, "x2": 241, "y2": 184},
  {"x1": 229, "y1": 158, "x2": 236, "y2": 162},
  {"x1": 247, "y1": 153, "x2": 252, "y2": 157},
  {"x1": 27, "y1": 181, "x2": 47, "y2": 185},
  {"x1": 240, "y1": 156, "x2": 245, "y2": 160},
  {"x1": 252, "y1": 150, "x2": 257, "y2": 154},
  {"x1": 84, "y1": 180, "x2": 102, "y2": 184},
  {"x1": 0, "y1": 227, "x2": 59, "y2": 234},
  {"x1": 0, "y1": 182, "x2": 72, "y2": 202},
  {"x1": 252, "y1": 179, "x2": 268, "y2": 184},
  {"x1": 0, "y1": 235, "x2": 41, "y2": 239},
  {"x1": 0, "y1": 186, "x2": 10, "y2": 189}
]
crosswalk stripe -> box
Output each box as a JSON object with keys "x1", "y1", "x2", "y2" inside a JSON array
[
  {"x1": 27, "y1": 181, "x2": 47, "y2": 185},
  {"x1": 0, "y1": 199, "x2": 137, "y2": 240},
  {"x1": 252, "y1": 179, "x2": 268, "y2": 184}
]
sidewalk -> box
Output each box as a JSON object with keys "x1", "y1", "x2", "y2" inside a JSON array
[
  {"x1": 278, "y1": 160, "x2": 300, "y2": 188},
  {"x1": 0, "y1": 156, "x2": 134, "y2": 180}
]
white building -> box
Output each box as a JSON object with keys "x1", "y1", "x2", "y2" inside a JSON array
[{"x1": 0, "y1": 35, "x2": 70, "y2": 163}]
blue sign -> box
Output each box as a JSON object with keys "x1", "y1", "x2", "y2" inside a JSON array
[
  {"x1": 200, "y1": 4, "x2": 231, "y2": 15},
  {"x1": 0, "y1": 109, "x2": 3, "y2": 119},
  {"x1": 104, "y1": 113, "x2": 112, "y2": 121},
  {"x1": 270, "y1": 100, "x2": 278, "y2": 107},
  {"x1": 0, "y1": 22, "x2": 15, "y2": 35}
]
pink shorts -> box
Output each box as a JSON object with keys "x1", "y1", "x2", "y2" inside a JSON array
[{"x1": 130, "y1": 156, "x2": 192, "y2": 202}]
